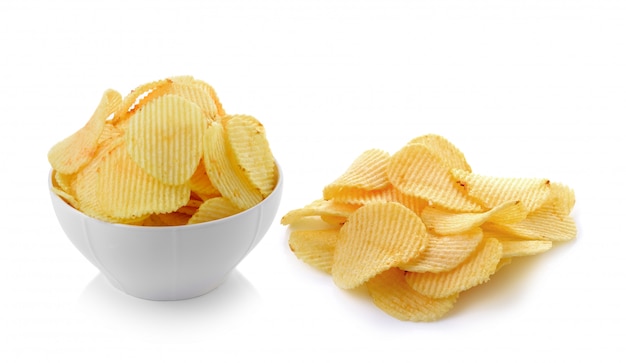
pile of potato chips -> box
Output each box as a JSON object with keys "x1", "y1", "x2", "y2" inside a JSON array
[
  {"x1": 48, "y1": 76, "x2": 277, "y2": 226},
  {"x1": 281, "y1": 135, "x2": 576, "y2": 321}
]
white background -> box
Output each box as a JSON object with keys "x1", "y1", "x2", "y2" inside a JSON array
[{"x1": 1, "y1": 0, "x2": 624, "y2": 361}]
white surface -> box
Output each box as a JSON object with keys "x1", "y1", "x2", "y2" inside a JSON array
[{"x1": 1, "y1": 0, "x2": 624, "y2": 361}]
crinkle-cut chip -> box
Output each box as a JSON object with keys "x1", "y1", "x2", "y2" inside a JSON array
[
  {"x1": 169, "y1": 76, "x2": 219, "y2": 121},
  {"x1": 97, "y1": 122, "x2": 124, "y2": 144},
  {"x1": 484, "y1": 205, "x2": 577, "y2": 243},
  {"x1": 542, "y1": 182, "x2": 576, "y2": 217},
  {"x1": 97, "y1": 143, "x2": 190, "y2": 219},
  {"x1": 170, "y1": 76, "x2": 226, "y2": 117},
  {"x1": 188, "y1": 159, "x2": 221, "y2": 197},
  {"x1": 323, "y1": 149, "x2": 391, "y2": 200},
  {"x1": 203, "y1": 121, "x2": 263, "y2": 210},
  {"x1": 421, "y1": 200, "x2": 527, "y2": 235},
  {"x1": 387, "y1": 143, "x2": 483, "y2": 212},
  {"x1": 48, "y1": 89, "x2": 121, "y2": 174},
  {"x1": 51, "y1": 186, "x2": 79, "y2": 209},
  {"x1": 405, "y1": 237, "x2": 503, "y2": 299},
  {"x1": 280, "y1": 199, "x2": 360, "y2": 226},
  {"x1": 224, "y1": 114, "x2": 276, "y2": 197},
  {"x1": 73, "y1": 137, "x2": 132, "y2": 223},
  {"x1": 288, "y1": 229, "x2": 340, "y2": 274},
  {"x1": 408, "y1": 134, "x2": 472, "y2": 172},
  {"x1": 332, "y1": 202, "x2": 428, "y2": 289},
  {"x1": 451, "y1": 168, "x2": 551, "y2": 213},
  {"x1": 482, "y1": 228, "x2": 553, "y2": 258},
  {"x1": 366, "y1": 268, "x2": 458, "y2": 322},
  {"x1": 125, "y1": 94, "x2": 206, "y2": 185},
  {"x1": 113, "y1": 78, "x2": 173, "y2": 124},
  {"x1": 155, "y1": 212, "x2": 192, "y2": 226},
  {"x1": 501, "y1": 240, "x2": 552, "y2": 258},
  {"x1": 187, "y1": 197, "x2": 242, "y2": 224},
  {"x1": 496, "y1": 258, "x2": 512, "y2": 272},
  {"x1": 53, "y1": 170, "x2": 76, "y2": 196},
  {"x1": 399, "y1": 228, "x2": 483, "y2": 273}
]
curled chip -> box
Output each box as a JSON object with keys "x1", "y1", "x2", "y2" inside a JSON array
[
  {"x1": 332, "y1": 202, "x2": 428, "y2": 289},
  {"x1": 48, "y1": 76, "x2": 277, "y2": 226},
  {"x1": 281, "y1": 134, "x2": 577, "y2": 322}
]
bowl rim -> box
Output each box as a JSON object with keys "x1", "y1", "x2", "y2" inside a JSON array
[{"x1": 49, "y1": 161, "x2": 283, "y2": 230}]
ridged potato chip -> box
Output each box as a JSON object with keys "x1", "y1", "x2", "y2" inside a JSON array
[
  {"x1": 332, "y1": 202, "x2": 428, "y2": 289},
  {"x1": 405, "y1": 238, "x2": 502, "y2": 298},
  {"x1": 280, "y1": 199, "x2": 360, "y2": 226},
  {"x1": 98, "y1": 142, "x2": 190, "y2": 219},
  {"x1": 48, "y1": 89, "x2": 121, "y2": 174},
  {"x1": 323, "y1": 149, "x2": 390, "y2": 200},
  {"x1": 408, "y1": 134, "x2": 472, "y2": 172},
  {"x1": 125, "y1": 94, "x2": 205, "y2": 186},
  {"x1": 203, "y1": 121, "x2": 264, "y2": 210},
  {"x1": 399, "y1": 228, "x2": 483, "y2": 273},
  {"x1": 452, "y1": 168, "x2": 551, "y2": 213},
  {"x1": 366, "y1": 268, "x2": 458, "y2": 322},
  {"x1": 224, "y1": 114, "x2": 277, "y2": 197},
  {"x1": 187, "y1": 197, "x2": 242, "y2": 224},
  {"x1": 387, "y1": 143, "x2": 483, "y2": 212},
  {"x1": 288, "y1": 229, "x2": 340, "y2": 274},
  {"x1": 421, "y1": 200, "x2": 527, "y2": 235}
]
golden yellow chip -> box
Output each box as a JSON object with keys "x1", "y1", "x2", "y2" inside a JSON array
[
  {"x1": 169, "y1": 76, "x2": 220, "y2": 121},
  {"x1": 408, "y1": 134, "x2": 472, "y2": 172},
  {"x1": 399, "y1": 227, "x2": 483, "y2": 273},
  {"x1": 366, "y1": 268, "x2": 458, "y2": 322},
  {"x1": 323, "y1": 149, "x2": 390, "y2": 200},
  {"x1": 485, "y1": 206, "x2": 577, "y2": 243},
  {"x1": 113, "y1": 78, "x2": 173, "y2": 124},
  {"x1": 48, "y1": 89, "x2": 121, "y2": 174},
  {"x1": 332, "y1": 202, "x2": 428, "y2": 289},
  {"x1": 405, "y1": 237, "x2": 503, "y2": 299},
  {"x1": 288, "y1": 229, "x2": 340, "y2": 274},
  {"x1": 421, "y1": 200, "x2": 527, "y2": 235},
  {"x1": 125, "y1": 94, "x2": 206, "y2": 186},
  {"x1": 452, "y1": 168, "x2": 552, "y2": 213},
  {"x1": 203, "y1": 121, "x2": 263, "y2": 210},
  {"x1": 482, "y1": 228, "x2": 553, "y2": 258},
  {"x1": 188, "y1": 159, "x2": 221, "y2": 198},
  {"x1": 187, "y1": 197, "x2": 242, "y2": 224},
  {"x1": 224, "y1": 114, "x2": 277, "y2": 197},
  {"x1": 97, "y1": 142, "x2": 190, "y2": 219},
  {"x1": 280, "y1": 199, "x2": 360, "y2": 226},
  {"x1": 387, "y1": 143, "x2": 483, "y2": 212}
]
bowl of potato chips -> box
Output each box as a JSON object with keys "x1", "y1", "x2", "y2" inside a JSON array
[{"x1": 48, "y1": 76, "x2": 282, "y2": 300}]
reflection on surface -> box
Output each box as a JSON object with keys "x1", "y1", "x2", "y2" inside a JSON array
[{"x1": 78, "y1": 269, "x2": 263, "y2": 333}]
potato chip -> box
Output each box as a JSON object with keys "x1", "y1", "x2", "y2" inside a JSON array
[
  {"x1": 169, "y1": 76, "x2": 220, "y2": 121},
  {"x1": 187, "y1": 197, "x2": 242, "y2": 224},
  {"x1": 280, "y1": 199, "x2": 360, "y2": 226},
  {"x1": 125, "y1": 94, "x2": 206, "y2": 186},
  {"x1": 408, "y1": 134, "x2": 472, "y2": 172},
  {"x1": 48, "y1": 89, "x2": 121, "y2": 174},
  {"x1": 332, "y1": 202, "x2": 428, "y2": 289},
  {"x1": 224, "y1": 114, "x2": 277, "y2": 197},
  {"x1": 421, "y1": 200, "x2": 527, "y2": 235},
  {"x1": 484, "y1": 206, "x2": 577, "y2": 243},
  {"x1": 288, "y1": 229, "x2": 340, "y2": 274},
  {"x1": 399, "y1": 228, "x2": 483, "y2": 273},
  {"x1": 366, "y1": 268, "x2": 458, "y2": 322},
  {"x1": 405, "y1": 238, "x2": 503, "y2": 298},
  {"x1": 482, "y1": 228, "x2": 553, "y2": 258},
  {"x1": 113, "y1": 78, "x2": 173, "y2": 124},
  {"x1": 387, "y1": 143, "x2": 483, "y2": 212},
  {"x1": 203, "y1": 121, "x2": 263, "y2": 210},
  {"x1": 188, "y1": 159, "x2": 221, "y2": 198},
  {"x1": 323, "y1": 149, "x2": 390, "y2": 200},
  {"x1": 97, "y1": 142, "x2": 190, "y2": 219},
  {"x1": 451, "y1": 168, "x2": 551, "y2": 213}
]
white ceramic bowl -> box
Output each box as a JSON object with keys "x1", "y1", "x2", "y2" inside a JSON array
[{"x1": 49, "y1": 164, "x2": 283, "y2": 301}]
